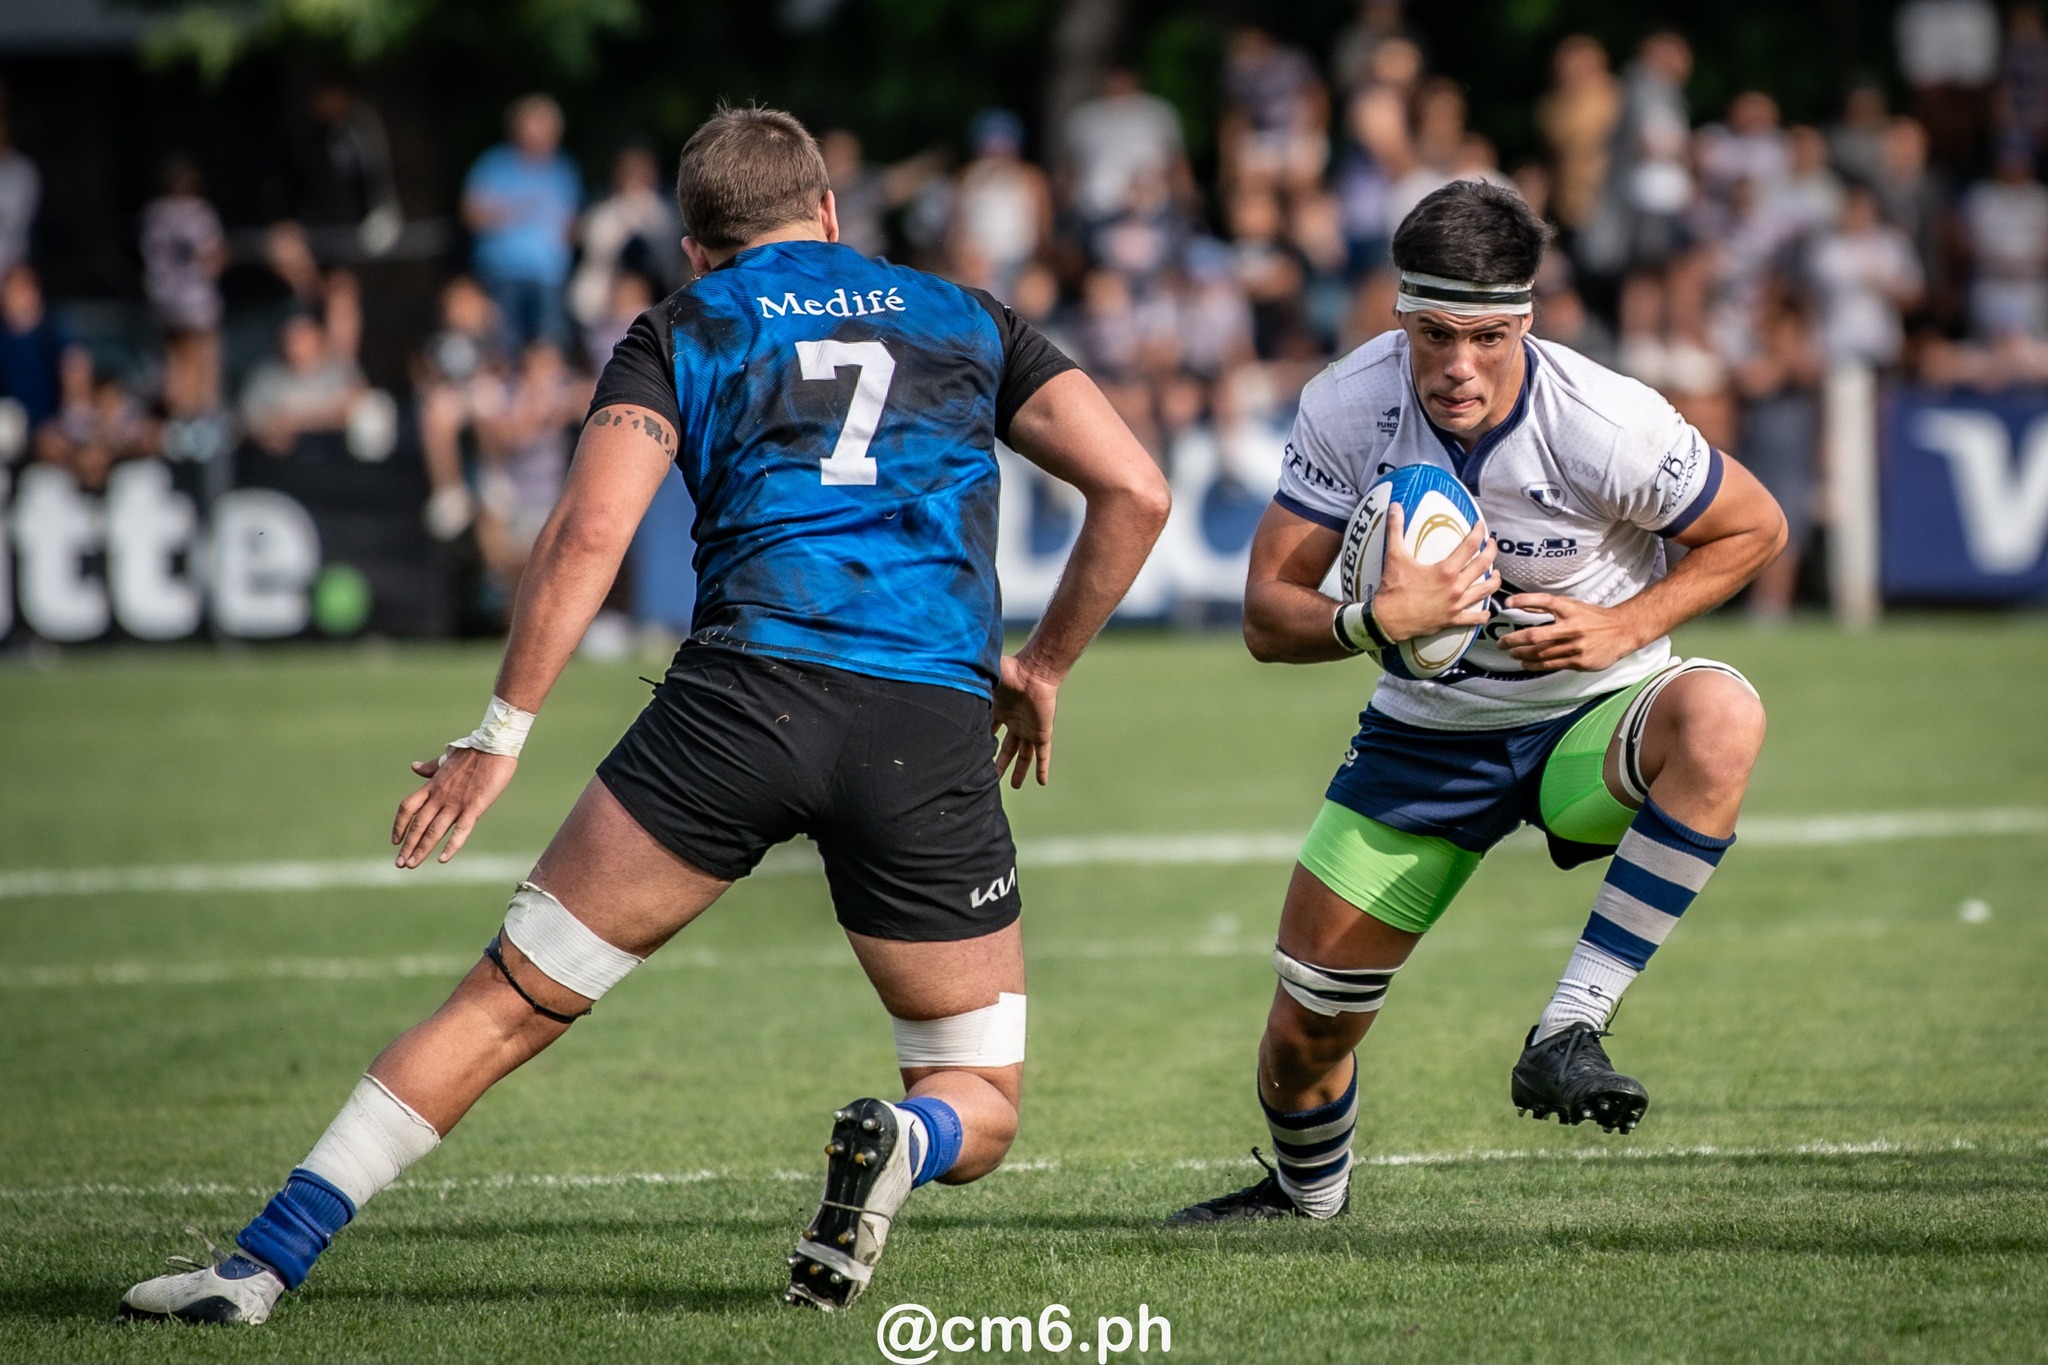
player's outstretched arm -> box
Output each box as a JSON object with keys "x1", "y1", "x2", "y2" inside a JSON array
[
  {"x1": 1243, "y1": 501, "x2": 1496, "y2": 664},
  {"x1": 1502, "y1": 454, "x2": 1788, "y2": 672},
  {"x1": 996, "y1": 369, "x2": 1172, "y2": 786},
  {"x1": 392, "y1": 403, "x2": 677, "y2": 867}
]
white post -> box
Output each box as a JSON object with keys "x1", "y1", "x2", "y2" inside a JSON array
[{"x1": 1825, "y1": 362, "x2": 1881, "y2": 629}]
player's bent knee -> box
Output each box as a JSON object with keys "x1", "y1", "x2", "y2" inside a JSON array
[
  {"x1": 891, "y1": 992, "x2": 1027, "y2": 1071},
  {"x1": 1668, "y1": 676, "x2": 1768, "y2": 773},
  {"x1": 491, "y1": 881, "x2": 644, "y2": 1023}
]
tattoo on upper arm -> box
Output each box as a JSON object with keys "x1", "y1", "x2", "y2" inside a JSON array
[{"x1": 588, "y1": 405, "x2": 676, "y2": 453}]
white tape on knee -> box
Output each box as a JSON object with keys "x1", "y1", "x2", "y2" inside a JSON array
[
  {"x1": 500, "y1": 881, "x2": 643, "y2": 1001},
  {"x1": 1618, "y1": 658, "x2": 1760, "y2": 801},
  {"x1": 1274, "y1": 947, "x2": 1400, "y2": 1017},
  {"x1": 891, "y1": 992, "x2": 1027, "y2": 1068},
  {"x1": 300, "y1": 1074, "x2": 441, "y2": 1210}
]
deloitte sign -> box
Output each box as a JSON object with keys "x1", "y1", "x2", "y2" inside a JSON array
[{"x1": 3, "y1": 461, "x2": 326, "y2": 643}]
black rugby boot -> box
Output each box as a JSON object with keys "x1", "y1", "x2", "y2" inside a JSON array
[
  {"x1": 1511, "y1": 1023, "x2": 1649, "y2": 1134},
  {"x1": 1165, "y1": 1149, "x2": 1342, "y2": 1225}
]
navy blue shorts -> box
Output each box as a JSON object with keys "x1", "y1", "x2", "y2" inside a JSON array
[{"x1": 1325, "y1": 698, "x2": 1613, "y2": 859}]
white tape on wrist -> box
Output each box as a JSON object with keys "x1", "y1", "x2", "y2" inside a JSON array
[
  {"x1": 1334, "y1": 602, "x2": 1377, "y2": 654},
  {"x1": 446, "y1": 695, "x2": 535, "y2": 761}
]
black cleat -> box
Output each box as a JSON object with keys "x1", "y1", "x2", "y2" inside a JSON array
[
  {"x1": 784, "y1": 1098, "x2": 914, "y2": 1311},
  {"x1": 1165, "y1": 1149, "x2": 1340, "y2": 1226},
  {"x1": 1511, "y1": 1023, "x2": 1649, "y2": 1134}
]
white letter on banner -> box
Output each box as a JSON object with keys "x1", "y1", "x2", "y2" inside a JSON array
[
  {"x1": 1916, "y1": 409, "x2": 2048, "y2": 573},
  {"x1": 210, "y1": 489, "x2": 319, "y2": 637},
  {"x1": 12, "y1": 464, "x2": 107, "y2": 641},
  {"x1": 107, "y1": 461, "x2": 202, "y2": 640}
]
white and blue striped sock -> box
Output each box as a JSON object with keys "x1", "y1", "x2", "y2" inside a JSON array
[
  {"x1": 1259, "y1": 1065, "x2": 1357, "y2": 1219},
  {"x1": 1536, "y1": 800, "x2": 1734, "y2": 1042}
]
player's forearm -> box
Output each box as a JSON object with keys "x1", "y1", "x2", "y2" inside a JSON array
[
  {"x1": 490, "y1": 514, "x2": 631, "y2": 713},
  {"x1": 1619, "y1": 527, "x2": 1783, "y2": 644},
  {"x1": 1015, "y1": 484, "x2": 1168, "y2": 679},
  {"x1": 1243, "y1": 579, "x2": 1354, "y2": 664}
]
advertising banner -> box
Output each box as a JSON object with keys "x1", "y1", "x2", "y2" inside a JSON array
[{"x1": 1882, "y1": 388, "x2": 2048, "y2": 602}]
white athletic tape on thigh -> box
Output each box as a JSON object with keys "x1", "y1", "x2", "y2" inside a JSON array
[
  {"x1": 500, "y1": 881, "x2": 643, "y2": 1001},
  {"x1": 1273, "y1": 946, "x2": 1400, "y2": 1017},
  {"x1": 891, "y1": 992, "x2": 1027, "y2": 1068},
  {"x1": 445, "y1": 695, "x2": 536, "y2": 761},
  {"x1": 1616, "y1": 658, "x2": 1758, "y2": 803},
  {"x1": 301, "y1": 1074, "x2": 442, "y2": 1210}
]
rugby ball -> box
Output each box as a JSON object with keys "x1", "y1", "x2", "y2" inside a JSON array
[{"x1": 1338, "y1": 464, "x2": 1487, "y2": 680}]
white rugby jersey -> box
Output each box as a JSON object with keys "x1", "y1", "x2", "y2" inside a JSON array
[{"x1": 1276, "y1": 330, "x2": 1724, "y2": 731}]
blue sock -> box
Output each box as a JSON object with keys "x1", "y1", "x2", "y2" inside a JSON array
[
  {"x1": 235, "y1": 1168, "x2": 355, "y2": 1290},
  {"x1": 1583, "y1": 799, "x2": 1733, "y2": 969},
  {"x1": 1539, "y1": 800, "x2": 1734, "y2": 1039},
  {"x1": 898, "y1": 1096, "x2": 964, "y2": 1188}
]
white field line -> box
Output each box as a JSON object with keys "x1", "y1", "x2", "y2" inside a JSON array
[
  {"x1": 1, "y1": 806, "x2": 2043, "y2": 904},
  {"x1": 3, "y1": 1138, "x2": 2037, "y2": 1205}
]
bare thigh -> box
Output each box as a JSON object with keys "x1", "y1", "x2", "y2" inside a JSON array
[
  {"x1": 525, "y1": 777, "x2": 735, "y2": 960},
  {"x1": 844, "y1": 921, "x2": 1025, "y2": 1108}
]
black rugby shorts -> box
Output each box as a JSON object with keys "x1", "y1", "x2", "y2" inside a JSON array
[{"x1": 596, "y1": 643, "x2": 1021, "y2": 942}]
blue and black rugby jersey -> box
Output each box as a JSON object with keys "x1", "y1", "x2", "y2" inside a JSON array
[{"x1": 591, "y1": 239, "x2": 1075, "y2": 698}]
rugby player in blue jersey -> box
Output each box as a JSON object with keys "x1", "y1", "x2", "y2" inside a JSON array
[{"x1": 122, "y1": 107, "x2": 1169, "y2": 1322}]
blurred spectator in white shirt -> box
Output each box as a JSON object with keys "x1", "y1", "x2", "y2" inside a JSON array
[
  {"x1": 949, "y1": 110, "x2": 1053, "y2": 301},
  {"x1": 1062, "y1": 69, "x2": 1192, "y2": 223},
  {"x1": 1895, "y1": 0, "x2": 2000, "y2": 169},
  {"x1": 1698, "y1": 91, "x2": 1788, "y2": 207},
  {"x1": 140, "y1": 156, "x2": 227, "y2": 417},
  {"x1": 570, "y1": 145, "x2": 681, "y2": 341},
  {"x1": 241, "y1": 275, "x2": 366, "y2": 457},
  {"x1": 1961, "y1": 140, "x2": 2048, "y2": 337},
  {"x1": 1767, "y1": 126, "x2": 1844, "y2": 238},
  {"x1": 1807, "y1": 183, "x2": 1923, "y2": 367},
  {"x1": 0, "y1": 109, "x2": 37, "y2": 279},
  {"x1": 1828, "y1": 82, "x2": 1891, "y2": 187},
  {"x1": 1220, "y1": 26, "x2": 1329, "y2": 197},
  {"x1": 1537, "y1": 35, "x2": 1621, "y2": 233}
]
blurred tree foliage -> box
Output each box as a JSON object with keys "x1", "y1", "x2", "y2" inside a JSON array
[{"x1": 134, "y1": 0, "x2": 1904, "y2": 160}]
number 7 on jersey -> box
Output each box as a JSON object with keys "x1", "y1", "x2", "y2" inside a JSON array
[{"x1": 795, "y1": 339, "x2": 897, "y2": 485}]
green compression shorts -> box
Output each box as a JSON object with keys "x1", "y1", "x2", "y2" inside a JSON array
[{"x1": 1298, "y1": 667, "x2": 1684, "y2": 935}]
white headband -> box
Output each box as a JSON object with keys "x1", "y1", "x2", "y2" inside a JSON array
[{"x1": 1395, "y1": 270, "x2": 1534, "y2": 317}]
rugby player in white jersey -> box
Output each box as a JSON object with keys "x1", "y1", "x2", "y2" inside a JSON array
[{"x1": 1171, "y1": 181, "x2": 1787, "y2": 1224}]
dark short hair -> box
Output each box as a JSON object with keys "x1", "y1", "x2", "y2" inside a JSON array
[
  {"x1": 675, "y1": 105, "x2": 830, "y2": 251},
  {"x1": 1390, "y1": 180, "x2": 1552, "y2": 287}
]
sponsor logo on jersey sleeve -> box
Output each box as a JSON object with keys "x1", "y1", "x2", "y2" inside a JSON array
[{"x1": 1283, "y1": 442, "x2": 1356, "y2": 497}]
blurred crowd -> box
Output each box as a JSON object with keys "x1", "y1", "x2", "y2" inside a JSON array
[{"x1": 7, "y1": 0, "x2": 2048, "y2": 625}]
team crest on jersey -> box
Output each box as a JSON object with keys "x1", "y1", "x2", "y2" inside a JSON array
[
  {"x1": 1377, "y1": 406, "x2": 1400, "y2": 437},
  {"x1": 1523, "y1": 482, "x2": 1568, "y2": 516}
]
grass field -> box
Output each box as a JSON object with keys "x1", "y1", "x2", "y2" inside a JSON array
[{"x1": 1, "y1": 618, "x2": 2045, "y2": 1364}]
